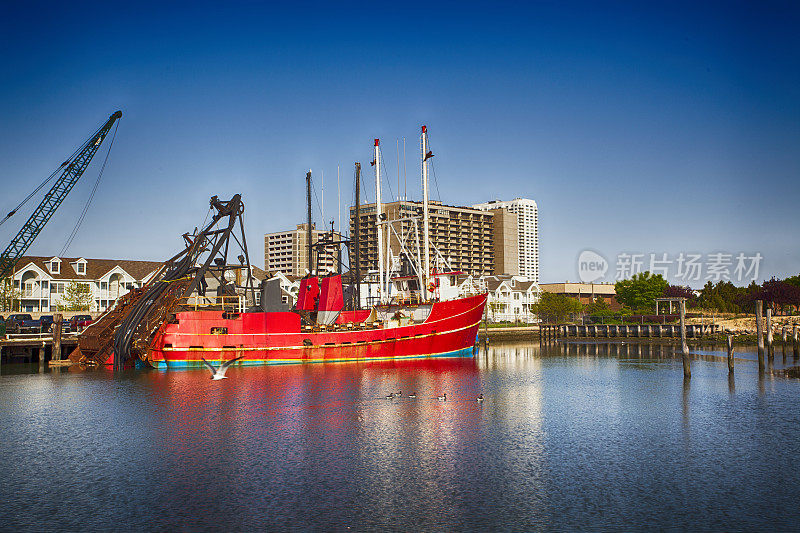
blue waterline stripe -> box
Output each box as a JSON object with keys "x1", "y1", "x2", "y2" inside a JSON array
[{"x1": 152, "y1": 346, "x2": 474, "y2": 370}]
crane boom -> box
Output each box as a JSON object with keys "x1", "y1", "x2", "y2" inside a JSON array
[{"x1": 0, "y1": 111, "x2": 121, "y2": 279}]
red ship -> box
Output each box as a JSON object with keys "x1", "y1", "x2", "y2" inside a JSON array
[
  {"x1": 147, "y1": 276, "x2": 486, "y2": 368},
  {"x1": 72, "y1": 128, "x2": 488, "y2": 369}
]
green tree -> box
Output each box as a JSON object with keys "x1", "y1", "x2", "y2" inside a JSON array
[
  {"x1": 584, "y1": 296, "x2": 609, "y2": 315},
  {"x1": 697, "y1": 280, "x2": 752, "y2": 313},
  {"x1": 58, "y1": 282, "x2": 93, "y2": 311},
  {"x1": 614, "y1": 271, "x2": 668, "y2": 312},
  {"x1": 0, "y1": 277, "x2": 20, "y2": 312},
  {"x1": 487, "y1": 301, "x2": 502, "y2": 322},
  {"x1": 531, "y1": 292, "x2": 583, "y2": 323}
]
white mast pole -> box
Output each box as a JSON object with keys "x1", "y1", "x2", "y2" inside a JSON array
[
  {"x1": 396, "y1": 139, "x2": 400, "y2": 201},
  {"x1": 337, "y1": 165, "x2": 341, "y2": 233},
  {"x1": 421, "y1": 125, "x2": 431, "y2": 301},
  {"x1": 375, "y1": 139, "x2": 384, "y2": 304},
  {"x1": 403, "y1": 137, "x2": 407, "y2": 200},
  {"x1": 321, "y1": 170, "x2": 324, "y2": 230},
  {"x1": 386, "y1": 216, "x2": 392, "y2": 299}
]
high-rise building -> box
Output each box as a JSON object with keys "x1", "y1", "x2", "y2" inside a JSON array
[
  {"x1": 472, "y1": 198, "x2": 539, "y2": 282},
  {"x1": 264, "y1": 224, "x2": 341, "y2": 277},
  {"x1": 349, "y1": 200, "x2": 494, "y2": 276}
]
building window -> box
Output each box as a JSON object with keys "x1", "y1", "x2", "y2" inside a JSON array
[
  {"x1": 76, "y1": 262, "x2": 86, "y2": 275},
  {"x1": 49, "y1": 261, "x2": 60, "y2": 274},
  {"x1": 24, "y1": 281, "x2": 36, "y2": 297}
]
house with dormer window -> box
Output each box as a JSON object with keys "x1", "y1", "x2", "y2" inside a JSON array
[
  {"x1": 8, "y1": 256, "x2": 163, "y2": 313},
  {"x1": 456, "y1": 273, "x2": 541, "y2": 323}
]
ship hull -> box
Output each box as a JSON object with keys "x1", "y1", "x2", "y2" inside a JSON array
[{"x1": 148, "y1": 293, "x2": 487, "y2": 368}]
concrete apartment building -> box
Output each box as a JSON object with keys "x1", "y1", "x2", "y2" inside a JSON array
[
  {"x1": 264, "y1": 224, "x2": 341, "y2": 277},
  {"x1": 9, "y1": 256, "x2": 162, "y2": 313},
  {"x1": 349, "y1": 200, "x2": 494, "y2": 276},
  {"x1": 472, "y1": 198, "x2": 539, "y2": 283}
]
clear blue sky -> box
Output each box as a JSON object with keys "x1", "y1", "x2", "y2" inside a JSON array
[{"x1": 0, "y1": 1, "x2": 797, "y2": 287}]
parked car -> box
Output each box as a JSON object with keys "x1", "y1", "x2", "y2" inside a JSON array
[
  {"x1": 69, "y1": 314, "x2": 93, "y2": 332},
  {"x1": 39, "y1": 315, "x2": 72, "y2": 334},
  {"x1": 5, "y1": 314, "x2": 41, "y2": 334}
]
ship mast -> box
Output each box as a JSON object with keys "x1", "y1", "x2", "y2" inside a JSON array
[
  {"x1": 374, "y1": 139, "x2": 384, "y2": 304},
  {"x1": 421, "y1": 126, "x2": 431, "y2": 300},
  {"x1": 306, "y1": 170, "x2": 313, "y2": 275},
  {"x1": 353, "y1": 163, "x2": 362, "y2": 309}
]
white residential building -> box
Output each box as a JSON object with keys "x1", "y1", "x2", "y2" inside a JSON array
[
  {"x1": 8, "y1": 256, "x2": 162, "y2": 313},
  {"x1": 473, "y1": 198, "x2": 539, "y2": 283},
  {"x1": 457, "y1": 274, "x2": 541, "y2": 323}
]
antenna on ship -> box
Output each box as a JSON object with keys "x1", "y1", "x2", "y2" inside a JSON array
[
  {"x1": 337, "y1": 165, "x2": 341, "y2": 234},
  {"x1": 321, "y1": 169, "x2": 324, "y2": 233},
  {"x1": 403, "y1": 137, "x2": 407, "y2": 201},
  {"x1": 397, "y1": 139, "x2": 400, "y2": 201}
]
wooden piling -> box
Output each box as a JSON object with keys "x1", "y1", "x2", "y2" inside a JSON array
[
  {"x1": 52, "y1": 313, "x2": 62, "y2": 361},
  {"x1": 766, "y1": 308, "x2": 772, "y2": 344},
  {"x1": 727, "y1": 334, "x2": 734, "y2": 374},
  {"x1": 765, "y1": 306, "x2": 773, "y2": 354},
  {"x1": 680, "y1": 299, "x2": 690, "y2": 378},
  {"x1": 793, "y1": 323, "x2": 799, "y2": 358},
  {"x1": 782, "y1": 327, "x2": 787, "y2": 357},
  {"x1": 755, "y1": 300, "x2": 764, "y2": 371}
]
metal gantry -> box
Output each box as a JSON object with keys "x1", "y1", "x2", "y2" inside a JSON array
[{"x1": 0, "y1": 111, "x2": 122, "y2": 279}]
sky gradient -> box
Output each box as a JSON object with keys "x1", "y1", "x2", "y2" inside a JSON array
[{"x1": 0, "y1": 1, "x2": 797, "y2": 287}]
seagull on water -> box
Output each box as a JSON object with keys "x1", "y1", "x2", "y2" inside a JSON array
[
  {"x1": 408, "y1": 392, "x2": 417, "y2": 399},
  {"x1": 201, "y1": 356, "x2": 244, "y2": 380},
  {"x1": 437, "y1": 393, "x2": 447, "y2": 401},
  {"x1": 477, "y1": 394, "x2": 484, "y2": 403}
]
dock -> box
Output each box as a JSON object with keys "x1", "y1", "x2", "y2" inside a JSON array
[
  {"x1": 0, "y1": 334, "x2": 79, "y2": 366},
  {"x1": 541, "y1": 323, "x2": 721, "y2": 339}
]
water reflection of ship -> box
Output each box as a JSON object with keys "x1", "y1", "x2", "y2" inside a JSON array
[
  {"x1": 142, "y1": 356, "x2": 489, "y2": 520},
  {"x1": 144, "y1": 357, "x2": 486, "y2": 446}
]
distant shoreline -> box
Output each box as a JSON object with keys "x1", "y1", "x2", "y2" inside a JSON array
[{"x1": 477, "y1": 326, "x2": 795, "y2": 347}]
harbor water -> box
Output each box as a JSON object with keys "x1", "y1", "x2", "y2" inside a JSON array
[{"x1": 1, "y1": 341, "x2": 799, "y2": 531}]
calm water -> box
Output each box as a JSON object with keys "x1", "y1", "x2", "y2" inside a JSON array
[{"x1": 1, "y1": 341, "x2": 799, "y2": 531}]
